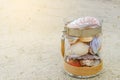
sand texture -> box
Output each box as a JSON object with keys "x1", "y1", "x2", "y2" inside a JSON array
[{"x1": 0, "y1": 0, "x2": 120, "y2": 80}]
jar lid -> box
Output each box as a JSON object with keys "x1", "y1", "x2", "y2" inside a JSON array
[
  {"x1": 64, "y1": 17, "x2": 102, "y2": 37},
  {"x1": 64, "y1": 26, "x2": 102, "y2": 37}
]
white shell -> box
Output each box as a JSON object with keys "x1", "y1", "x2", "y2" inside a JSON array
[
  {"x1": 81, "y1": 60, "x2": 100, "y2": 67},
  {"x1": 81, "y1": 60, "x2": 94, "y2": 66},
  {"x1": 70, "y1": 42, "x2": 89, "y2": 56}
]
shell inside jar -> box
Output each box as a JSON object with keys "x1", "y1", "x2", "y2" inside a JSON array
[
  {"x1": 65, "y1": 53, "x2": 101, "y2": 67},
  {"x1": 70, "y1": 42, "x2": 89, "y2": 56},
  {"x1": 66, "y1": 16, "x2": 100, "y2": 29},
  {"x1": 65, "y1": 17, "x2": 101, "y2": 67}
]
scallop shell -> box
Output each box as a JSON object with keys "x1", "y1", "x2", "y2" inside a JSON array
[
  {"x1": 67, "y1": 16, "x2": 100, "y2": 28},
  {"x1": 90, "y1": 37, "x2": 101, "y2": 54}
]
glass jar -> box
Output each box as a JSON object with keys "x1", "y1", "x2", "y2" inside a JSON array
[{"x1": 61, "y1": 17, "x2": 103, "y2": 78}]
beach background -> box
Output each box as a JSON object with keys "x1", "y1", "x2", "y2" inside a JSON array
[{"x1": 0, "y1": 0, "x2": 120, "y2": 80}]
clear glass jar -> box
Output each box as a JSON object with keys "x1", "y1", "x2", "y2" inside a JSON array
[{"x1": 61, "y1": 17, "x2": 103, "y2": 78}]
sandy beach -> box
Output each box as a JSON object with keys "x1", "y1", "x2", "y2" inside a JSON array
[{"x1": 0, "y1": 0, "x2": 120, "y2": 80}]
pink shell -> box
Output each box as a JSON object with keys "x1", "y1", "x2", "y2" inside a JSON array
[{"x1": 67, "y1": 17, "x2": 100, "y2": 28}]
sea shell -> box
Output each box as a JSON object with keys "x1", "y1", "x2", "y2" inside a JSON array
[
  {"x1": 79, "y1": 37, "x2": 93, "y2": 42},
  {"x1": 78, "y1": 53, "x2": 100, "y2": 60},
  {"x1": 66, "y1": 54, "x2": 101, "y2": 67},
  {"x1": 67, "y1": 16, "x2": 100, "y2": 28},
  {"x1": 67, "y1": 54, "x2": 80, "y2": 59},
  {"x1": 70, "y1": 42, "x2": 89, "y2": 56},
  {"x1": 80, "y1": 59, "x2": 100, "y2": 67},
  {"x1": 90, "y1": 37, "x2": 101, "y2": 54},
  {"x1": 67, "y1": 36, "x2": 79, "y2": 45}
]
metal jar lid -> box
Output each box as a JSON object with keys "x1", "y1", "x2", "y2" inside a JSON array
[{"x1": 64, "y1": 26, "x2": 102, "y2": 37}]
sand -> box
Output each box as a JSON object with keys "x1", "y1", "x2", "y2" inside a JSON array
[{"x1": 0, "y1": 0, "x2": 120, "y2": 80}]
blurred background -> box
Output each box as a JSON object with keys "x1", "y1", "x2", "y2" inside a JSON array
[{"x1": 0, "y1": 0, "x2": 120, "y2": 80}]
